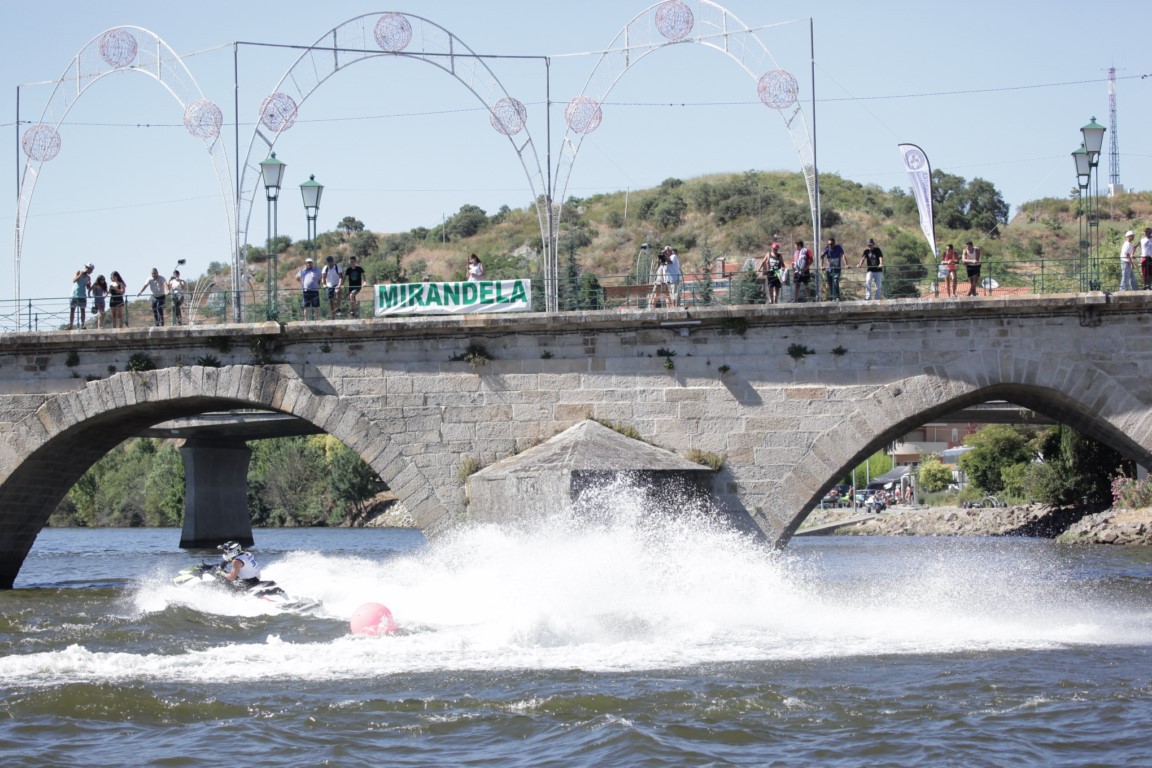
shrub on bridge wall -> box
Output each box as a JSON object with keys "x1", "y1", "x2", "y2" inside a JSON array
[
  {"x1": 450, "y1": 343, "x2": 492, "y2": 367},
  {"x1": 685, "y1": 448, "x2": 724, "y2": 472},
  {"x1": 787, "y1": 343, "x2": 814, "y2": 360},
  {"x1": 126, "y1": 353, "x2": 156, "y2": 372}
]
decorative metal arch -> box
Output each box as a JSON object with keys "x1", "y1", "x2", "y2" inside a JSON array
[
  {"x1": 237, "y1": 12, "x2": 549, "y2": 311},
  {"x1": 552, "y1": 0, "x2": 818, "y2": 278},
  {"x1": 14, "y1": 27, "x2": 234, "y2": 327}
]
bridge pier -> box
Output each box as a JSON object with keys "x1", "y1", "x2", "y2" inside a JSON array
[{"x1": 178, "y1": 438, "x2": 254, "y2": 549}]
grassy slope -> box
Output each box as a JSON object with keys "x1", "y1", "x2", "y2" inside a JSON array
[{"x1": 266, "y1": 171, "x2": 1152, "y2": 292}]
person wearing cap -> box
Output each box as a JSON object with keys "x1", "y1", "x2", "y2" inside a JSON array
[
  {"x1": 137, "y1": 267, "x2": 169, "y2": 326},
  {"x1": 69, "y1": 263, "x2": 94, "y2": 330},
  {"x1": 1120, "y1": 231, "x2": 1137, "y2": 291},
  {"x1": 757, "y1": 242, "x2": 785, "y2": 304},
  {"x1": 322, "y1": 255, "x2": 343, "y2": 319},
  {"x1": 857, "y1": 238, "x2": 884, "y2": 300},
  {"x1": 297, "y1": 256, "x2": 322, "y2": 321},
  {"x1": 821, "y1": 237, "x2": 845, "y2": 301}
]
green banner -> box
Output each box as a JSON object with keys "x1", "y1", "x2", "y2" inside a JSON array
[{"x1": 374, "y1": 279, "x2": 531, "y2": 316}]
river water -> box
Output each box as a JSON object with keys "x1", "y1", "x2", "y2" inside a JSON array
[{"x1": 2, "y1": 500, "x2": 1151, "y2": 767}]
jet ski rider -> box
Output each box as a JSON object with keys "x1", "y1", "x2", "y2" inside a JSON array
[{"x1": 219, "y1": 541, "x2": 261, "y2": 588}]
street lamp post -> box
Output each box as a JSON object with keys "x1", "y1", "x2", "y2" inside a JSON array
[
  {"x1": 300, "y1": 175, "x2": 324, "y2": 315},
  {"x1": 259, "y1": 152, "x2": 286, "y2": 320},
  {"x1": 1081, "y1": 118, "x2": 1106, "y2": 291},
  {"x1": 1072, "y1": 145, "x2": 1091, "y2": 292}
]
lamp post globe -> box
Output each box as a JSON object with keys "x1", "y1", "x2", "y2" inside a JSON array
[
  {"x1": 300, "y1": 174, "x2": 324, "y2": 213},
  {"x1": 1071, "y1": 145, "x2": 1091, "y2": 186},
  {"x1": 259, "y1": 152, "x2": 286, "y2": 199},
  {"x1": 300, "y1": 175, "x2": 324, "y2": 285},
  {"x1": 1080, "y1": 117, "x2": 1106, "y2": 159}
]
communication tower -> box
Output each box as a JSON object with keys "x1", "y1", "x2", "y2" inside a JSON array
[{"x1": 1108, "y1": 67, "x2": 1124, "y2": 196}]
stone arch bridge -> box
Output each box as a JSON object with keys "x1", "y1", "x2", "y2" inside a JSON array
[{"x1": 2, "y1": 293, "x2": 1151, "y2": 586}]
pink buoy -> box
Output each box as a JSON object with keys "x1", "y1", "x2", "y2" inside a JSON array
[{"x1": 350, "y1": 602, "x2": 396, "y2": 636}]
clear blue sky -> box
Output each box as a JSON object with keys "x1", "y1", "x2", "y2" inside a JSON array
[{"x1": 2, "y1": 0, "x2": 1148, "y2": 304}]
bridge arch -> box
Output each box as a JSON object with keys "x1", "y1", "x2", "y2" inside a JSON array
[
  {"x1": 0, "y1": 365, "x2": 448, "y2": 587},
  {"x1": 771, "y1": 355, "x2": 1152, "y2": 544},
  {"x1": 14, "y1": 27, "x2": 234, "y2": 326}
]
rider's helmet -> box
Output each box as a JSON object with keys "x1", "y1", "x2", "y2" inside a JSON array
[{"x1": 219, "y1": 541, "x2": 243, "y2": 562}]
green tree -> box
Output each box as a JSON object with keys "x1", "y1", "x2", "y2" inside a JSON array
[
  {"x1": 326, "y1": 440, "x2": 380, "y2": 523},
  {"x1": 959, "y1": 424, "x2": 1034, "y2": 494},
  {"x1": 143, "y1": 445, "x2": 184, "y2": 526},
  {"x1": 445, "y1": 204, "x2": 489, "y2": 240},
  {"x1": 732, "y1": 267, "x2": 765, "y2": 304},
  {"x1": 247, "y1": 436, "x2": 328, "y2": 526},
  {"x1": 916, "y1": 455, "x2": 953, "y2": 493},
  {"x1": 883, "y1": 231, "x2": 931, "y2": 298},
  {"x1": 350, "y1": 231, "x2": 380, "y2": 261},
  {"x1": 696, "y1": 242, "x2": 716, "y2": 306},
  {"x1": 338, "y1": 216, "x2": 365, "y2": 238},
  {"x1": 1026, "y1": 425, "x2": 1123, "y2": 506},
  {"x1": 61, "y1": 439, "x2": 184, "y2": 527},
  {"x1": 931, "y1": 170, "x2": 1010, "y2": 237}
]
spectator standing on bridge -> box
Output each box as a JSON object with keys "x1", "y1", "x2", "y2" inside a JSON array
[
  {"x1": 322, "y1": 255, "x2": 343, "y2": 319},
  {"x1": 297, "y1": 257, "x2": 321, "y2": 321},
  {"x1": 792, "y1": 240, "x2": 813, "y2": 302},
  {"x1": 649, "y1": 250, "x2": 671, "y2": 308},
  {"x1": 1120, "y1": 231, "x2": 1138, "y2": 291},
  {"x1": 857, "y1": 238, "x2": 884, "y2": 300},
  {"x1": 663, "y1": 246, "x2": 682, "y2": 307},
  {"x1": 941, "y1": 244, "x2": 959, "y2": 298},
  {"x1": 90, "y1": 275, "x2": 108, "y2": 329},
  {"x1": 108, "y1": 271, "x2": 126, "y2": 328},
  {"x1": 1140, "y1": 227, "x2": 1152, "y2": 290},
  {"x1": 758, "y1": 242, "x2": 785, "y2": 304},
  {"x1": 345, "y1": 256, "x2": 366, "y2": 319},
  {"x1": 168, "y1": 270, "x2": 187, "y2": 326},
  {"x1": 822, "y1": 237, "x2": 844, "y2": 300},
  {"x1": 69, "y1": 263, "x2": 94, "y2": 330},
  {"x1": 961, "y1": 241, "x2": 981, "y2": 296},
  {"x1": 137, "y1": 267, "x2": 168, "y2": 326},
  {"x1": 467, "y1": 253, "x2": 485, "y2": 282}
]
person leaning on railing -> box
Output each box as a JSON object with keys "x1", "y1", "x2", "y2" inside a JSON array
[{"x1": 961, "y1": 241, "x2": 981, "y2": 297}]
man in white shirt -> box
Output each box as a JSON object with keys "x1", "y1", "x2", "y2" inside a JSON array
[
  {"x1": 297, "y1": 257, "x2": 321, "y2": 320},
  {"x1": 322, "y1": 255, "x2": 343, "y2": 319},
  {"x1": 137, "y1": 267, "x2": 168, "y2": 326},
  {"x1": 1120, "y1": 231, "x2": 1137, "y2": 291}
]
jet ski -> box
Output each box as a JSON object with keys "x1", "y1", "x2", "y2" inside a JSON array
[{"x1": 173, "y1": 563, "x2": 322, "y2": 615}]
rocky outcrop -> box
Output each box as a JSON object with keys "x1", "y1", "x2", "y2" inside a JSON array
[
  {"x1": 1057, "y1": 509, "x2": 1152, "y2": 545},
  {"x1": 801, "y1": 505, "x2": 1152, "y2": 545}
]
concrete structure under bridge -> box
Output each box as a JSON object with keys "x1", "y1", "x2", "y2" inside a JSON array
[{"x1": 3, "y1": 293, "x2": 1152, "y2": 586}]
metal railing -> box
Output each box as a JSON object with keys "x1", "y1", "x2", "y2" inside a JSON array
[{"x1": 0, "y1": 254, "x2": 1124, "y2": 333}]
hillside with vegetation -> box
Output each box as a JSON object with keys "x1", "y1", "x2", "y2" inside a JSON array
[{"x1": 229, "y1": 169, "x2": 1152, "y2": 313}]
